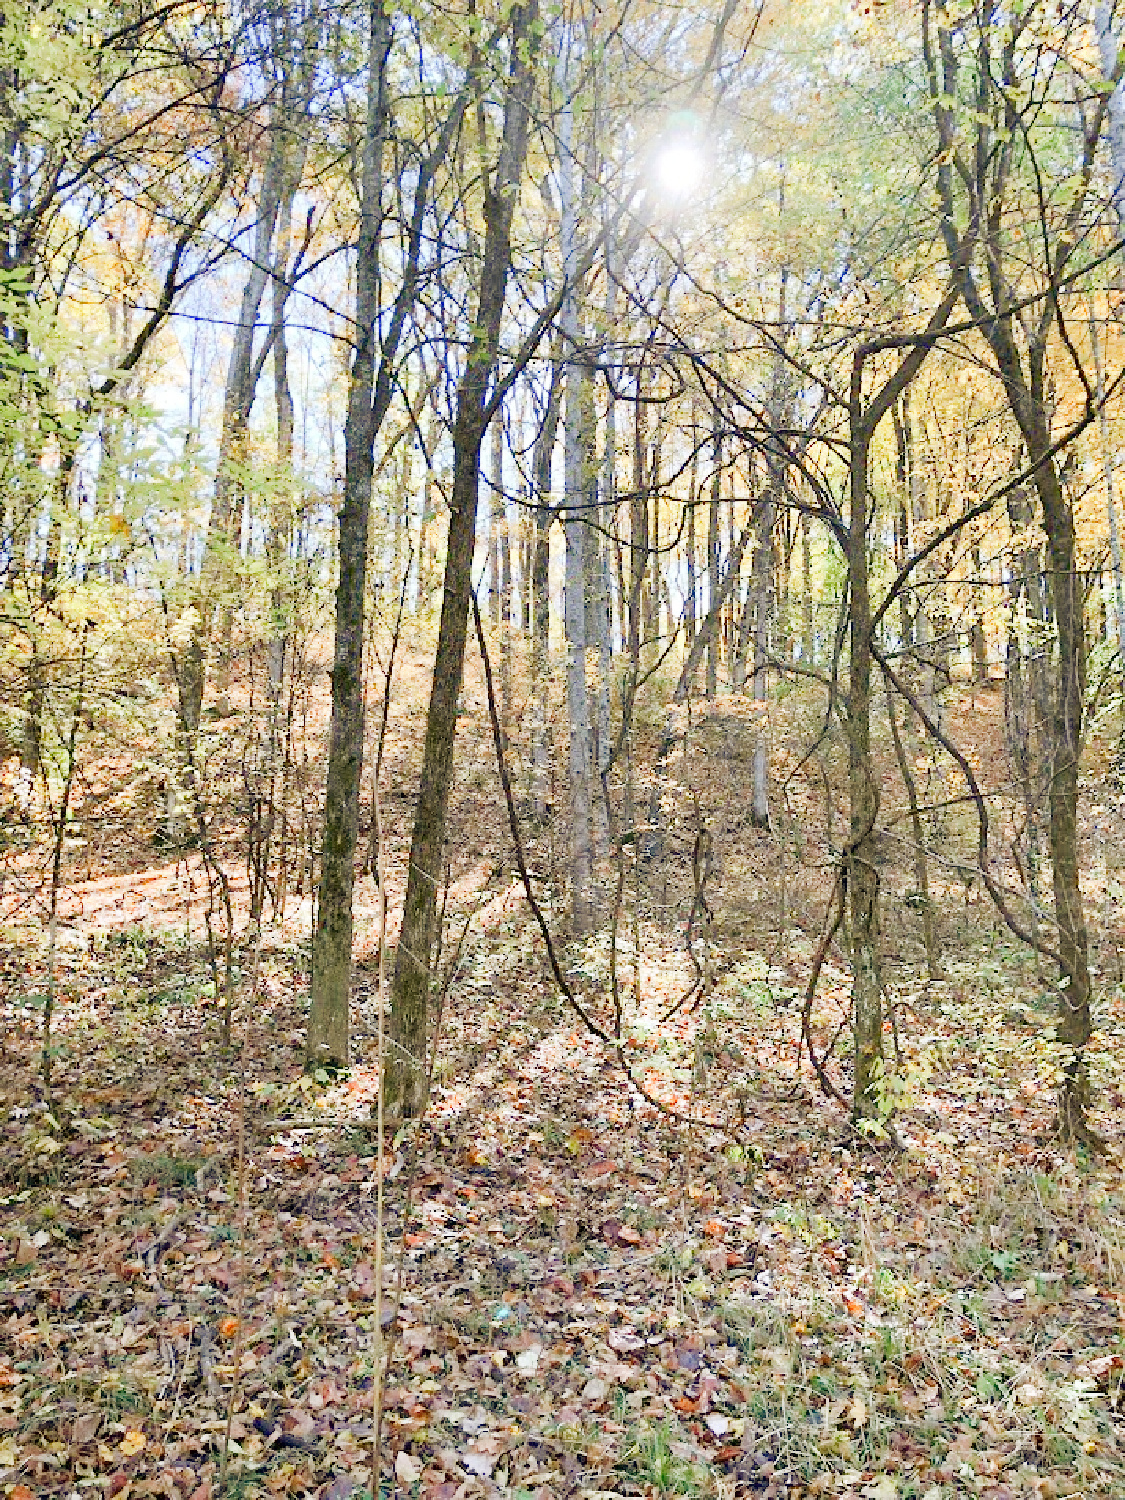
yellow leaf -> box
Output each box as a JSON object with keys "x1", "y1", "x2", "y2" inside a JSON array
[{"x1": 119, "y1": 1427, "x2": 146, "y2": 1457}]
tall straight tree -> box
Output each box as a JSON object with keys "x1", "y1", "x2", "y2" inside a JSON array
[
  {"x1": 385, "y1": 0, "x2": 540, "y2": 1115},
  {"x1": 307, "y1": 3, "x2": 469, "y2": 1067},
  {"x1": 923, "y1": 0, "x2": 1122, "y2": 1141},
  {"x1": 559, "y1": 53, "x2": 595, "y2": 933},
  {"x1": 178, "y1": 10, "x2": 318, "y2": 759}
]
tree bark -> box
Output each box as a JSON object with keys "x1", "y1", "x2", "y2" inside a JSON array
[
  {"x1": 386, "y1": 1, "x2": 539, "y2": 1115},
  {"x1": 307, "y1": 0, "x2": 393, "y2": 1069},
  {"x1": 530, "y1": 353, "x2": 562, "y2": 820},
  {"x1": 560, "y1": 84, "x2": 594, "y2": 932},
  {"x1": 925, "y1": 0, "x2": 1113, "y2": 1139}
]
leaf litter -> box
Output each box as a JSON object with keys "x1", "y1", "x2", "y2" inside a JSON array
[{"x1": 3, "y1": 687, "x2": 1125, "y2": 1499}]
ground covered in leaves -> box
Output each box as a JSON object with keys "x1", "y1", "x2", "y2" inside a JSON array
[
  {"x1": 4, "y1": 677, "x2": 1125, "y2": 1500},
  {"x1": 4, "y1": 900, "x2": 1125, "y2": 1500}
]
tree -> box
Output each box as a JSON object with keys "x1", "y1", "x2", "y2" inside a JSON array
[
  {"x1": 306, "y1": 0, "x2": 472, "y2": 1068},
  {"x1": 923, "y1": 0, "x2": 1123, "y2": 1142},
  {"x1": 384, "y1": 0, "x2": 541, "y2": 1114}
]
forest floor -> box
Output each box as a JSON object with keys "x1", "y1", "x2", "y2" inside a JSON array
[{"x1": 3, "y1": 642, "x2": 1125, "y2": 1500}]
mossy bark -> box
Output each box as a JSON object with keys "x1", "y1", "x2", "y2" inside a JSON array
[{"x1": 386, "y1": 3, "x2": 539, "y2": 1118}]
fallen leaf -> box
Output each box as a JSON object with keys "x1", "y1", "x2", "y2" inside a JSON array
[
  {"x1": 396, "y1": 1451, "x2": 423, "y2": 1484},
  {"x1": 283, "y1": 1408, "x2": 317, "y2": 1438},
  {"x1": 351, "y1": 1261, "x2": 377, "y2": 1298},
  {"x1": 862, "y1": 1479, "x2": 898, "y2": 1500},
  {"x1": 119, "y1": 1428, "x2": 146, "y2": 1458},
  {"x1": 73, "y1": 1410, "x2": 101, "y2": 1444},
  {"x1": 460, "y1": 1450, "x2": 496, "y2": 1477}
]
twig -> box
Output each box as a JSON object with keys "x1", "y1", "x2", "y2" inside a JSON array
[
  {"x1": 372, "y1": 772, "x2": 388, "y2": 1486},
  {"x1": 218, "y1": 1074, "x2": 248, "y2": 1495},
  {"x1": 792, "y1": 868, "x2": 848, "y2": 1107},
  {"x1": 254, "y1": 1116, "x2": 379, "y2": 1134},
  {"x1": 472, "y1": 593, "x2": 734, "y2": 1135}
]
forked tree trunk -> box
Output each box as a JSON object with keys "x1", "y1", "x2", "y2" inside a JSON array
[{"x1": 926, "y1": 1, "x2": 1111, "y2": 1140}]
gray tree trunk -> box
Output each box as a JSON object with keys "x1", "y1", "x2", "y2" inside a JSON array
[
  {"x1": 559, "y1": 83, "x2": 594, "y2": 932},
  {"x1": 706, "y1": 423, "x2": 721, "y2": 698},
  {"x1": 530, "y1": 355, "x2": 562, "y2": 820}
]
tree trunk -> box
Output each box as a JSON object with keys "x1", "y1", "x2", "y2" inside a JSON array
[
  {"x1": 847, "y1": 416, "x2": 883, "y2": 1128},
  {"x1": 560, "y1": 87, "x2": 594, "y2": 931},
  {"x1": 488, "y1": 411, "x2": 512, "y2": 739},
  {"x1": 886, "y1": 679, "x2": 942, "y2": 980},
  {"x1": 800, "y1": 510, "x2": 814, "y2": 663},
  {"x1": 181, "y1": 107, "x2": 289, "y2": 741},
  {"x1": 926, "y1": 2, "x2": 1110, "y2": 1139},
  {"x1": 629, "y1": 376, "x2": 649, "y2": 666},
  {"x1": 1088, "y1": 300, "x2": 1125, "y2": 684},
  {"x1": 749, "y1": 490, "x2": 774, "y2": 828},
  {"x1": 530, "y1": 355, "x2": 561, "y2": 820},
  {"x1": 706, "y1": 422, "x2": 721, "y2": 698},
  {"x1": 307, "y1": 0, "x2": 393, "y2": 1070},
  {"x1": 970, "y1": 540, "x2": 988, "y2": 683},
  {"x1": 844, "y1": 290, "x2": 956, "y2": 1129},
  {"x1": 583, "y1": 363, "x2": 611, "y2": 860},
  {"x1": 386, "y1": 1, "x2": 539, "y2": 1115}
]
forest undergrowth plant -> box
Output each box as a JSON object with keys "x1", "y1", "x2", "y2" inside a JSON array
[{"x1": 616, "y1": 1417, "x2": 713, "y2": 1497}]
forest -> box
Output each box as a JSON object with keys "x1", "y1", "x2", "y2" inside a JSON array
[{"x1": 4, "y1": 0, "x2": 1125, "y2": 1495}]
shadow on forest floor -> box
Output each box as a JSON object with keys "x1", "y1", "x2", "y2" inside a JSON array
[{"x1": 3, "y1": 873, "x2": 1125, "y2": 1499}]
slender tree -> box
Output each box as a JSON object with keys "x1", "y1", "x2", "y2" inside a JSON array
[
  {"x1": 307, "y1": 2, "x2": 470, "y2": 1067},
  {"x1": 386, "y1": 0, "x2": 541, "y2": 1114},
  {"x1": 923, "y1": 0, "x2": 1122, "y2": 1140}
]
